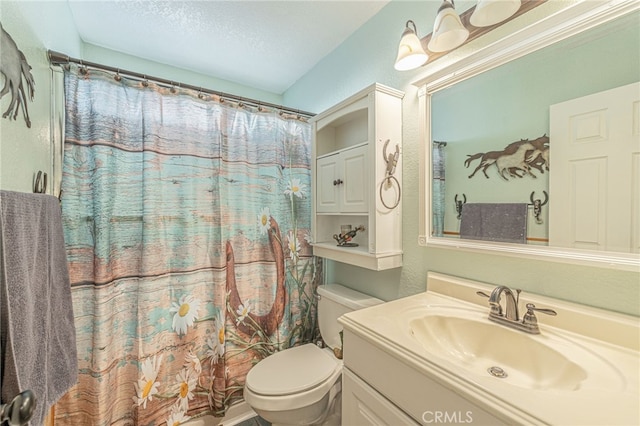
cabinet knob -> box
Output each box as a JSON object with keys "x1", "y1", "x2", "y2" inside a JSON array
[{"x1": 333, "y1": 179, "x2": 343, "y2": 186}]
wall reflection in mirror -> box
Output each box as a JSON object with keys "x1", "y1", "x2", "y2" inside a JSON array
[{"x1": 431, "y1": 11, "x2": 639, "y2": 253}]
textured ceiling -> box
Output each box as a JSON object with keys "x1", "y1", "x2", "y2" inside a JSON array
[{"x1": 67, "y1": 0, "x2": 390, "y2": 94}]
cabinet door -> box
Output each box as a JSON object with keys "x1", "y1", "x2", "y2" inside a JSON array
[
  {"x1": 316, "y1": 154, "x2": 340, "y2": 213},
  {"x1": 343, "y1": 369, "x2": 419, "y2": 426},
  {"x1": 341, "y1": 145, "x2": 368, "y2": 213}
]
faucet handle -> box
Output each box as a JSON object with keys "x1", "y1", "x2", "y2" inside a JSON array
[
  {"x1": 522, "y1": 303, "x2": 557, "y2": 333},
  {"x1": 525, "y1": 303, "x2": 557, "y2": 317},
  {"x1": 476, "y1": 291, "x2": 491, "y2": 299}
]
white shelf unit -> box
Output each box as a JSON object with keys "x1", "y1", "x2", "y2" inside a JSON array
[{"x1": 310, "y1": 83, "x2": 404, "y2": 271}]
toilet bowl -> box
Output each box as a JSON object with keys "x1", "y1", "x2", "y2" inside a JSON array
[{"x1": 243, "y1": 284, "x2": 382, "y2": 426}]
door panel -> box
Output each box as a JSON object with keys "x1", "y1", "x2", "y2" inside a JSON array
[
  {"x1": 342, "y1": 145, "x2": 368, "y2": 213},
  {"x1": 316, "y1": 155, "x2": 339, "y2": 213},
  {"x1": 550, "y1": 82, "x2": 640, "y2": 253}
]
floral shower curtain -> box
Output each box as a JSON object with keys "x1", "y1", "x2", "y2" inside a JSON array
[{"x1": 56, "y1": 65, "x2": 320, "y2": 425}]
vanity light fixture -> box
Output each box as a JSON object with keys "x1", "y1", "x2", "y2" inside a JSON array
[
  {"x1": 394, "y1": 0, "x2": 536, "y2": 71},
  {"x1": 428, "y1": 0, "x2": 469, "y2": 53},
  {"x1": 470, "y1": 0, "x2": 522, "y2": 27},
  {"x1": 394, "y1": 20, "x2": 429, "y2": 71}
]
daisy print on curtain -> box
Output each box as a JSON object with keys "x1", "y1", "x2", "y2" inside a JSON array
[{"x1": 56, "y1": 65, "x2": 320, "y2": 425}]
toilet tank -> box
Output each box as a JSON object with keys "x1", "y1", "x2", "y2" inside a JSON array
[{"x1": 317, "y1": 284, "x2": 383, "y2": 350}]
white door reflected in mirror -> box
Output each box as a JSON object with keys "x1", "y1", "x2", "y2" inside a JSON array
[{"x1": 550, "y1": 82, "x2": 640, "y2": 254}]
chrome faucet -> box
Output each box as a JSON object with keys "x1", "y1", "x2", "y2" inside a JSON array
[
  {"x1": 477, "y1": 286, "x2": 557, "y2": 334},
  {"x1": 488, "y1": 285, "x2": 520, "y2": 321}
]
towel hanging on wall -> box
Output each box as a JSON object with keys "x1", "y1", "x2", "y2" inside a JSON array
[
  {"x1": 459, "y1": 203, "x2": 528, "y2": 244},
  {"x1": 0, "y1": 190, "x2": 78, "y2": 425}
]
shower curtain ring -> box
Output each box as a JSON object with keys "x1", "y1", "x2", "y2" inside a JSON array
[{"x1": 114, "y1": 69, "x2": 122, "y2": 82}]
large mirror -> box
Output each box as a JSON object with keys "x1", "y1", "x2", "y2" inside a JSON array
[{"x1": 418, "y1": 1, "x2": 640, "y2": 270}]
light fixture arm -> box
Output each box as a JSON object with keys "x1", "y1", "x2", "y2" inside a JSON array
[
  {"x1": 405, "y1": 19, "x2": 418, "y2": 35},
  {"x1": 438, "y1": 0, "x2": 456, "y2": 14}
]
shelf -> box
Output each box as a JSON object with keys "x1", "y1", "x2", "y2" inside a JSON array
[
  {"x1": 312, "y1": 242, "x2": 402, "y2": 271},
  {"x1": 311, "y1": 83, "x2": 404, "y2": 271}
]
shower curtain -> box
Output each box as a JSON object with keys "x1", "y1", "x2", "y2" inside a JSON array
[
  {"x1": 56, "y1": 65, "x2": 320, "y2": 425},
  {"x1": 432, "y1": 142, "x2": 446, "y2": 237}
]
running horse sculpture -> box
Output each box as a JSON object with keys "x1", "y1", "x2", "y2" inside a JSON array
[
  {"x1": 465, "y1": 135, "x2": 549, "y2": 180},
  {"x1": 0, "y1": 22, "x2": 35, "y2": 128}
]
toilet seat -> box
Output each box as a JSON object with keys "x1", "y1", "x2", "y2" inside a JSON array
[{"x1": 246, "y1": 344, "x2": 340, "y2": 396}]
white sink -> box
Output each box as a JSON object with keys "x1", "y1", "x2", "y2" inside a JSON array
[
  {"x1": 409, "y1": 311, "x2": 588, "y2": 391},
  {"x1": 339, "y1": 272, "x2": 640, "y2": 425}
]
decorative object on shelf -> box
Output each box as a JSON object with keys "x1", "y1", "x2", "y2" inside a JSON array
[
  {"x1": 379, "y1": 139, "x2": 401, "y2": 210},
  {"x1": 454, "y1": 193, "x2": 467, "y2": 219},
  {"x1": 464, "y1": 135, "x2": 549, "y2": 180},
  {"x1": 333, "y1": 225, "x2": 366, "y2": 247},
  {"x1": 394, "y1": 0, "x2": 546, "y2": 71},
  {"x1": 0, "y1": 22, "x2": 35, "y2": 128},
  {"x1": 529, "y1": 190, "x2": 548, "y2": 224}
]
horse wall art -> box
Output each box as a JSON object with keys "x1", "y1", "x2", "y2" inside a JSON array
[
  {"x1": 0, "y1": 22, "x2": 35, "y2": 128},
  {"x1": 464, "y1": 135, "x2": 549, "y2": 180}
]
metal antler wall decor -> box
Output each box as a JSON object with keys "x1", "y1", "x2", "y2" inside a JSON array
[
  {"x1": 0, "y1": 22, "x2": 35, "y2": 128},
  {"x1": 454, "y1": 193, "x2": 467, "y2": 219}
]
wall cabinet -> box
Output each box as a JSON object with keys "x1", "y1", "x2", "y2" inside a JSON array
[
  {"x1": 316, "y1": 144, "x2": 368, "y2": 213},
  {"x1": 310, "y1": 83, "x2": 404, "y2": 270}
]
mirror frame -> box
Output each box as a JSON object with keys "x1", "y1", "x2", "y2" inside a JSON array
[{"x1": 416, "y1": 0, "x2": 640, "y2": 271}]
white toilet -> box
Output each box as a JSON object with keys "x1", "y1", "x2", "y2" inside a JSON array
[{"x1": 243, "y1": 284, "x2": 382, "y2": 426}]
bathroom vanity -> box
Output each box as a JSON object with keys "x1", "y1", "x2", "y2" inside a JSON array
[{"x1": 339, "y1": 272, "x2": 640, "y2": 425}]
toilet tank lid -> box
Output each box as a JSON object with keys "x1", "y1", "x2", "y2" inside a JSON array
[{"x1": 317, "y1": 284, "x2": 383, "y2": 310}]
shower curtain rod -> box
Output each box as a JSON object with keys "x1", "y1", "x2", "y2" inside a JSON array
[{"x1": 47, "y1": 50, "x2": 315, "y2": 118}]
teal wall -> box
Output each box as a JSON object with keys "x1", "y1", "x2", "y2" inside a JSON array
[
  {"x1": 2, "y1": 1, "x2": 639, "y2": 315},
  {"x1": 285, "y1": 1, "x2": 640, "y2": 316},
  {"x1": 0, "y1": 0, "x2": 81, "y2": 193}
]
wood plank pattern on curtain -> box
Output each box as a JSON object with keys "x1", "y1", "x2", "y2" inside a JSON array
[{"x1": 55, "y1": 65, "x2": 320, "y2": 426}]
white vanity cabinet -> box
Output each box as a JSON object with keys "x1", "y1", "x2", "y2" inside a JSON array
[
  {"x1": 342, "y1": 368, "x2": 420, "y2": 426},
  {"x1": 341, "y1": 330, "x2": 505, "y2": 426},
  {"x1": 311, "y1": 83, "x2": 404, "y2": 271}
]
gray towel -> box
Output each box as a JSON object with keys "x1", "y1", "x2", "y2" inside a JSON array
[
  {"x1": 0, "y1": 190, "x2": 78, "y2": 425},
  {"x1": 459, "y1": 203, "x2": 528, "y2": 244}
]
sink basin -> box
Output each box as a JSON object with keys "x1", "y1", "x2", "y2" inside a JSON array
[
  {"x1": 409, "y1": 312, "x2": 588, "y2": 391},
  {"x1": 340, "y1": 273, "x2": 639, "y2": 425}
]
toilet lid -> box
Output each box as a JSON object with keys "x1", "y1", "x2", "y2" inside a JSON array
[{"x1": 246, "y1": 344, "x2": 339, "y2": 396}]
